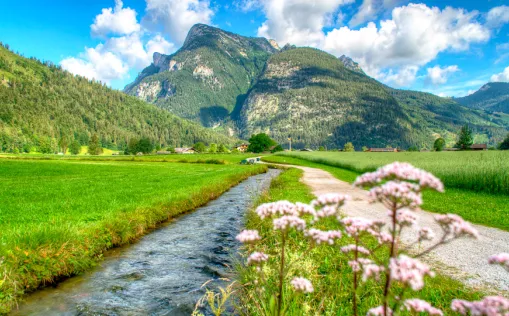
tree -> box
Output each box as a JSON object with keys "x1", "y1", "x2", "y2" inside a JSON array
[
  {"x1": 128, "y1": 138, "x2": 139, "y2": 155},
  {"x1": 343, "y1": 142, "x2": 355, "y2": 152},
  {"x1": 166, "y1": 146, "x2": 175, "y2": 153},
  {"x1": 362, "y1": 146, "x2": 369, "y2": 152},
  {"x1": 408, "y1": 145, "x2": 419, "y2": 152},
  {"x1": 38, "y1": 137, "x2": 52, "y2": 154},
  {"x1": 433, "y1": 138, "x2": 446, "y2": 152},
  {"x1": 69, "y1": 140, "x2": 81, "y2": 155},
  {"x1": 209, "y1": 143, "x2": 217, "y2": 153},
  {"x1": 499, "y1": 134, "x2": 509, "y2": 150},
  {"x1": 88, "y1": 134, "x2": 103, "y2": 155},
  {"x1": 59, "y1": 136, "x2": 69, "y2": 154},
  {"x1": 455, "y1": 125, "x2": 473, "y2": 150},
  {"x1": 318, "y1": 146, "x2": 325, "y2": 151},
  {"x1": 194, "y1": 142, "x2": 206, "y2": 153},
  {"x1": 247, "y1": 133, "x2": 276, "y2": 153},
  {"x1": 136, "y1": 137, "x2": 154, "y2": 154},
  {"x1": 271, "y1": 144, "x2": 284, "y2": 153},
  {"x1": 218, "y1": 144, "x2": 228, "y2": 153}
]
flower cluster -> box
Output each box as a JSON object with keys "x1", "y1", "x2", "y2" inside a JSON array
[
  {"x1": 418, "y1": 227, "x2": 435, "y2": 241},
  {"x1": 291, "y1": 277, "x2": 314, "y2": 293},
  {"x1": 488, "y1": 253, "x2": 509, "y2": 271},
  {"x1": 452, "y1": 296, "x2": 509, "y2": 315},
  {"x1": 354, "y1": 162, "x2": 444, "y2": 192},
  {"x1": 341, "y1": 217, "x2": 381, "y2": 238},
  {"x1": 304, "y1": 229, "x2": 342, "y2": 245},
  {"x1": 236, "y1": 230, "x2": 261, "y2": 244},
  {"x1": 369, "y1": 181, "x2": 423, "y2": 209},
  {"x1": 435, "y1": 214, "x2": 479, "y2": 239},
  {"x1": 273, "y1": 215, "x2": 306, "y2": 232},
  {"x1": 367, "y1": 306, "x2": 393, "y2": 316},
  {"x1": 341, "y1": 244, "x2": 370, "y2": 255},
  {"x1": 395, "y1": 209, "x2": 418, "y2": 227},
  {"x1": 361, "y1": 261, "x2": 385, "y2": 282},
  {"x1": 247, "y1": 252, "x2": 269, "y2": 266},
  {"x1": 403, "y1": 299, "x2": 443, "y2": 315},
  {"x1": 390, "y1": 255, "x2": 435, "y2": 291}
]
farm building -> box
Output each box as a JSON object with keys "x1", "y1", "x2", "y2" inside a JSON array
[
  {"x1": 369, "y1": 148, "x2": 398, "y2": 152},
  {"x1": 236, "y1": 144, "x2": 249, "y2": 152},
  {"x1": 174, "y1": 148, "x2": 195, "y2": 154},
  {"x1": 470, "y1": 144, "x2": 488, "y2": 151},
  {"x1": 156, "y1": 151, "x2": 172, "y2": 155},
  {"x1": 301, "y1": 148, "x2": 313, "y2": 152}
]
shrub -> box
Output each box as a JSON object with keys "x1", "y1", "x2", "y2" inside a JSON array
[
  {"x1": 69, "y1": 140, "x2": 81, "y2": 155},
  {"x1": 499, "y1": 134, "x2": 509, "y2": 150},
  {"x1": 194, "y1": 142, "x2": 206, "y2": 153},
  {"x1": 434, "y1": 138, "x2": 446, "y2": 151},
  {"x1": 344, "y1": 142, "x2": 355, "y2": 152},
  {"x1": 248, "y1": 133, "x2": 277, "y2": 153}
]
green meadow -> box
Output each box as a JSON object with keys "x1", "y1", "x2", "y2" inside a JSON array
[
  {"x1": 0, "y1": 158, "x2": 266, "y2": 313},
  {"x1": 264, "y1": 151, "x2": 509, "y2": 231}
]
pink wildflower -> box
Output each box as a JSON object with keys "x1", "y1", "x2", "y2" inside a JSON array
[
  {"x1": 395, "y1": 209, "x2": 418, "y2": 227},
  {"x1": 247, "y1": 252, "x2": 269, "y2": 266},
  {"x1": 403, "y1": 299, "x2": 443, "y2": 315},
  {"x1": 452, "y1": 296, "x2": 509, "y2": 315},
  {"x1": 273, "y1": 215, "x2": 306, "y2": 231},
  {"x1": 418, "y1": 227, "x2": 435, "y2": 241},
  {"x1": 255, "y1": 201, "x2": 298, "y2": 219},
  {"x1": 488, "y1": 253, "x2": 509, "y2": 271},
  {"x1": 235, "y1": 230, "x2": 261, "y2": 244},
  {"x1": 369, "y1": 181, "x2": 423, "y2": 208},
  {"x1": 390, "y1": 255, "x2": 435, "y2": 291},
  {"x1": 341, "y1": 217, "x2": 378, "y2": 238},
  {"x1": 354, "y1": 162, "x2": 444, "y2": 192},
  {"x1": 312, "y1": 193, "x2": 349, "y2": 208},
  {"x1": 348, "y1": 260, "x2": 361, "y2": 272},
  {"x1": 341, "y1": 244, "x2": 370, "y2": 255},
  {"x1": 290, "y1": 277, "x2": 314, "y2": 293},
  {"x1": 367, "y1": 306, "x2": 393, "y2": 316},
  {"x1": 304, "y1": 229, "x2": 342, "y2": 245},
  {"x1": 295, "y1": 202, "x2": 317, "y2": 217},
  {"x1": 377, "y1": 232, "x2": 393, "y2": 245},
  {"x1": 435, "y1": 214, "x2": 479, "y2": 239},
  {"x1": 362, "y1": 263, "x2": 385, "y2": 282}
]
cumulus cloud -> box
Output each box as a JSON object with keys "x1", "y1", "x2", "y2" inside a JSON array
[
  {"x1": 61, "y1": 48, "x2": 129, "y2": 83},
  {"x1": 491, "y1": 66, "x2": 509, "y2": 82},
  {"x1": 425, "y1": 65, "x2": 459, "y2": 85},
  {"x1": 91, "y1": 0, "x2": 140, "y2": 37},
  {"x1": 256, "y1": 0, "x2": 354, "y2": 47},
  {"x1": 349, "y1": 0, "x2": 406, "y2": 27},
  {"x1": 323, "y1": 4, "x2": 490, "y2": 86},
  {"x1": 143, "y1": 0, "x2": 214, "y2": 44},
  {"x1": 486, "y1": 5, "x2": 509, "y2": 28},
  {"x1": 234, "y1": 0, "x2": 262, "y2": 12}
]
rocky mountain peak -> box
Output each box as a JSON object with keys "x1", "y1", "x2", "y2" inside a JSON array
[{"x1": 339, "y1": 55, "x2": 364, "y2": 74}]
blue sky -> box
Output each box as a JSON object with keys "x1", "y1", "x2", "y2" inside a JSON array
[{"x1": 1, "y1": 0, "x2": 508, "y2": 96}]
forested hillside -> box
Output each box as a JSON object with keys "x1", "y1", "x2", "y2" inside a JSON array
[
  {"x1": 0, "y1": 44, "x2": 236, "y2": 153},
  {"x1": 456, "y1": 82, "x2": 509, "y2": 114},
  {"x1": 124, "y1": 24, "x2": 278, "y2": 128}
]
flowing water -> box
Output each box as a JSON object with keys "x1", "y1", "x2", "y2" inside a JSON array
[{"x1": 13, "y1": 169, "x2": 280, "y2": 316}]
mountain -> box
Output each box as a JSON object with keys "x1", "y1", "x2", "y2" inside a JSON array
[
  {"x1": 126, "y1": 24, "x2": 509, "y2": 149},
  {"x1": 124, "y1": 24, "x2": 278, "y2": 129},
  {"x1": 456, "y1": 82, "x2": 509, "y2": 114},
  {"x1": 0, "y1": 44, "x2": 237, "y2": 153}
]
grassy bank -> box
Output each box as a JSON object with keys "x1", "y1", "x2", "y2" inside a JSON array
[
  {"x1": 0, "y1": 159, "x2": 266, "y2": 313},
  {"x1": 263, "y1": 155, "x2": 509, "y2": 232},
  {"x1": 0, "y1": 153, "x2": 262, "y2": 165},
  {"x1": 237, "y1": 168, "x2": 484, "y2": 315}
]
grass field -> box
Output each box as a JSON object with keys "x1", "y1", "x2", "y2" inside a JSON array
[
  {"x1": 237, "y1": 168, "x2": 484, "y2": 315},
  {"x1": 263, "y1": 153, "x2": 509, "y2": 231},
  {"x1": 0, "y1": 158, "x2": 266, "y2": 313}
]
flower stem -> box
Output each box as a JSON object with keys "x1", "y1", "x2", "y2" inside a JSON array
[
  {"x1": 383, "y1": 201, "x2": 399, "y2": 316},
  {"x1": 277, "y1": 232, "x2": 286, "y2": 316},
  {"x1": 353, "y1": 240, "x2": 359, "y2": 316}
]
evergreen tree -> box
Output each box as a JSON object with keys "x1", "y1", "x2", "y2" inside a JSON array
[
  {"x1": 433, "y1": 138, "x2": 446, "y2": 151},
  {"x1": 455, "y1": 125, "x2": 474, "y2": 150},
  {"x1": 88, "y1": 134, "x2": 102, "y2": 155},
  {"x1": 499, "y1": 134, "x2": 509, "y2": 150},
  {"x1": 59, "y1": 136, "x2": 69, "y2": 154},
  {"x1": 136, "y1": 138, "x2": 154, "y2": 154},
  {"x1": 128, "y1": 138, "x2": 139, "y2": 155},
  {"x1": 69, "y1": 140, "x2": 81, "y2": 155}
]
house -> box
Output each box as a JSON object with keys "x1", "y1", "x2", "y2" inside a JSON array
[
  {"x1": 470, "y1": 144, "x2": 488, "y2": 151},
  {"x1": 369, "y1": 148, "x2": 398, "y2": 152},
  {"x1": 174, "y1": 147, "x2": 195, "y2": 154},
  {"x1": 236, "y1": 144, "x2": 249, "y2": 152},
  {"x1": 300, "y1": 148, "x2": 313, "y2": 152},
  {"x1": 156, "y1": 151, "x2": 172, "y2": 155}
]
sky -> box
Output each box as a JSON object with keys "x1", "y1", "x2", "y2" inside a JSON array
[{"x1": 1, "y1": 0, "x2": 508, "y2": 97}]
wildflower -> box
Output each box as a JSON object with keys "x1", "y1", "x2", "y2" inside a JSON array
[
  {"x1": 247, "y1": 252, "x2": 269, "y2": 266},
  {"x1": 255, "y1": 201, "x2": 298, "y2": 219},
  {"x1": 395, "y1": 209, "x2": 418, "y2": 227},
  {"x1": 236, "y1": 230, "x2": 261, "y2": 244},
  {"x1": 304, "y1": 229, "x2": 342, "y2": 245},
  {"x1": 290, "y1": 277, "x2": 314, "y2": 293},
  {"x1": 403, "y1": 299, "x2": 443, "y2": 315},
  {"x1": 362, "y1": 263, "x2": 385, "y2": 282},
  {"x1": 341, "y1": 244, "x2": 370, "y2": 255},
  {"x1": 312, "y1": 193, "x2": 349, "y2": 208},
  {"x1": 488, "y1": 253, "x2": 509, "y2": 271},
  {"x1": 367, "y1": 306, "x2": 393, "y2": 316},
  {"x1": 452, "y1": 296, "x2": 509, "y2": 315},
  {"x1": 435, "y1": 214, "x2": 479, "y2": 239},
  {"x1": 369, "y1": 181, "x2": 423, "y2": 208},
  {"x1": 341, "y1": 217, "x2": 378, "y2": 238},
  {"x1": 273, "y1": 216, "x2": 306, "y2": 232},
  {"x1": 376, "y1": 232, "x2": 393, "y2": 244},
  {"x1": 295, "y1": 202, "x2": 317, "y2": 217},
  {"x1": 354, "y1": 162, "x2": 444, "y2": 192},
  {"x1": 390, "y1": 255, "x2": 435, "y2": 291},
  {"x1": 418, "y1": 227, "x2": 435, "y2": 241},
  {"x1": 348, "y1": 260, "x2": 361, "y2": 272}
]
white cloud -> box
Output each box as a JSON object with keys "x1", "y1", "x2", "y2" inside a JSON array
[
  {"x1": 486, "y1": 5, "x2": 509, "y2": 28},
  {"x1": 380, "y1": 65, "x2": 418, "y2": 86},
  {"x1": 491, "y1": 66, "x2": 509, "y2": 82},
  {"x1": 234, "y1": 0, "x2": 261, "y2": 12},
  {"x1": 256, "y1": 0, "x2": 354, "y2": 47},
  {"x1": 349, "y1": 0, "x2": 405, "y2": 27},
  {"x1": 143, "y1": 0, "x2": 214, "y2": 44},
  {"x1": 91, "y1": 0, "x2": 140, "y2": 37},
  {"x1": 425, "y1": 65, "x2": 459, "y2": 85},
  {"x1": 61, "y1": 48, "x2": 129, "y2": 83},
  {"x1": 323, "y1": 4, "x2": 490, "y2": 86}
]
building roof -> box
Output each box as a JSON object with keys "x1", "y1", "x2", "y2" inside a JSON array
[{"x1": 470, "y1": 144, "x2": 487, "y2": 149}]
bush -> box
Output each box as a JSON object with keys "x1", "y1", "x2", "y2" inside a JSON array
[
  {"x1": 194, "y1": 142, "x2": 206, "y2": 153},
  {"x1": 271, "y1": 144, "x2": 284, "y2": 153},
  {"x1": 499, "y1": 134, "x2": 509, "y2": 150},
  {"x1": 69, "y1": 140, "x2": 81, "y2": 155},
  {"x1": 343, "y1": 142, "x2": 355, "y2": 152},
  {"x1": 408, "y1": 145, "x2": 419, "y2": 152},
  {"x1": 434, "y1": 138, "x2": 446, "y2": 151},
  {"x1": 318, "y1": 146, "x2": 325, "y2": 151},
  {"x1": 209, "y1": 143, "x2": 218, "y2": 153},
  {"x1": 248, "y1": 133, "x2": 277, "y2": 153}
]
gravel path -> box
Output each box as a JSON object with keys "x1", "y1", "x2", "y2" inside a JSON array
[{"x1": 272, "y1": 164, "x2": 509, "y2": 293}]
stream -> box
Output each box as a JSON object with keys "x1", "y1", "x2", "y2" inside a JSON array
[{"x1": 13, "y1": 169, "x2": 280, "y2": 316}]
